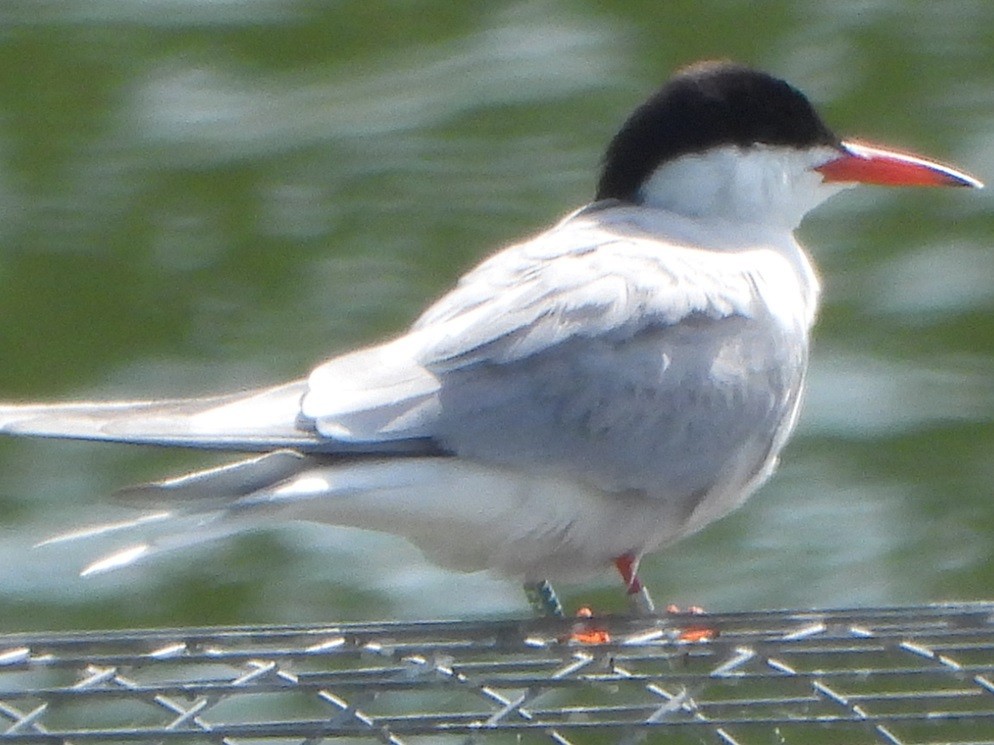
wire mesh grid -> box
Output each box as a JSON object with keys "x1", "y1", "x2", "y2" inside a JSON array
[{"x1": 1, "y1": 603, "x2": 994, "y2": 744}]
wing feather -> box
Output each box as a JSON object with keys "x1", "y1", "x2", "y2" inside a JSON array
[
  {"x1": 0, "y1": 204, "x2": 787, "y2": 466},
  {"x1": 301, "y1": 205, "x2": 772, "y2": 448}
]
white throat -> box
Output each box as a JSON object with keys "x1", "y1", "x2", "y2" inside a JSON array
[{"x1": 637, "y1": 144, "x2": 851, "y2": 229}]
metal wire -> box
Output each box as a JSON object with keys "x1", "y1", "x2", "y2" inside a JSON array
[{"x1": 1, "y1": 603, "x2": 994, "y2": 744}]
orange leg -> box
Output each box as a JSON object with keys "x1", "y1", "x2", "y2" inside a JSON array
[{"x1": 614, "y1": 553, "x2": 655, "y2": 615}]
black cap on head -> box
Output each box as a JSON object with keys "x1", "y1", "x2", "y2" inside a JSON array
[{"x1": 596, "y1": 61, "x2": 841, "y2": 202}]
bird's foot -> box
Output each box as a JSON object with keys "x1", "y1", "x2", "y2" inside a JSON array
[
  {"x1": 566, "y1": 606, "x2": 612, "y2": 644},
  {"x1": 665, "y1": 604, "x2": 718, "y2": 642}
]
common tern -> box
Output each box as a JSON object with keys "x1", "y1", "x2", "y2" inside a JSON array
[{"x1": 3, "y1": 60, "x2": 982, "y2": 615}]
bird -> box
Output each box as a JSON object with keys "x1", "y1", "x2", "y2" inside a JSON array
[{"x1": 2, "y1": 60, "x2": 981, "y2": 617}]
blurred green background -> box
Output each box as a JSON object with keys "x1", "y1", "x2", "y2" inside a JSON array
[{"x1": 0, "y1": 0, "x2": 991, "y2": 630}]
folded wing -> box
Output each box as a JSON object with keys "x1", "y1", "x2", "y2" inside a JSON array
[
  {"x1": 302, "y1": 205, "x2": 767, "y2": 452},
  {"x1": 0, "y1": 381, "x2": 314, "y2": 450},
  {"x1": 0, "y1": 205, "x2": 771, "y2": 466}
]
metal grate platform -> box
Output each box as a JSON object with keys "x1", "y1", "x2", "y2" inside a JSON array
[{"x1": 1, "y1": 603, "x2": 994, "y2": 744}]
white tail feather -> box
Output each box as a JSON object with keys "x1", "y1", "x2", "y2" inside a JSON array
[
  {"x1": 81, "y1": 544, "x2": 151, "y2": 576},
  {"x1": 35, "y1": 512, "x2": 174, "y2": 548}
]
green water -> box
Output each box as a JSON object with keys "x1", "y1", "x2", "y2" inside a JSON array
[{"x1": 0, "y1": 1, "x2": 991, "y2": 629}]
